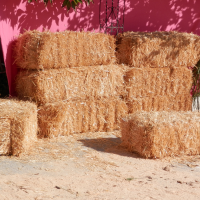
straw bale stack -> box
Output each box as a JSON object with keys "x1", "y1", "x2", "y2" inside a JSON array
[
  {"x1": 125, "y1": 67, "x2": 192, "y2": 98},
  {"x1": 117, "y1": 31, "x2": 200, "y2": 68},
  {"x1": 16, "y1": 65, "x2": 125, "y2": 105},
  {"x1": 121, "y1": 111, "x2": 200, "y2": 158},
  {"x1": 127, "y1": 94, "x2": 192, "y2": 113},
  {"x1": 0, "y1": 99, "x2": 37, "y2": 156},
  {"x1": 38, "y1": 98, "x2": 128, "y2": 138},
  {"x1": 15, "y1": 30, "x2": 116, "y2": 69}
]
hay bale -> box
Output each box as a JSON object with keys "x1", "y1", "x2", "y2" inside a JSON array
[
  {"x1": 38, "y1": 98, "x2": 128, "y2": 138},
  {"x1": 127, "y1": 94, "x2": 192, "y2": 113},
  {"x1": 15, "y1": 30, "x2": 116, "y2": 69},
  {"x1": 16, "y1": 65, "x2": 125, "y2": 105},
  {"x1": 121, "y1": 111, "x2": 200, "y2": 158},
  {"x1": 125, "y1": 67, "x2": 192, "y2": 98},
  {"x1": 0, "y1": 118, "x2": 11, "y2": 155},
  {"x1": 117, "y1": 31, "x2": 200, "y2": 68},
  {"x1": 0, "y1": 99, "x2": 37, "y2": 156}
]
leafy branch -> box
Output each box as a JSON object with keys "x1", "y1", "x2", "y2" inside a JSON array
[{"x1": 28, "y1": 0, "x2": 94, "y2": 11}]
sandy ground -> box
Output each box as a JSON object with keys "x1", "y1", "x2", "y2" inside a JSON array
[{"x1": 0, "y1": 131, "x2": 200, "y2": 200}]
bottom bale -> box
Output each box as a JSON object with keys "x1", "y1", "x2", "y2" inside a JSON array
[
  {"x1": 127, "y1": 94, "x2": 192, "y2": 113},
  {"x1": 0, "y1": 118, "x2": 11, "y2": 155},
  {"x1": 121, "y1": 111, "x2": 200, "y2": 158},
  {"x1": 0, "y1": 99, "x2": 38, "y2": 156},
  {"x1": 38, "y1": 98, "x2": 128, "y2": 138}
]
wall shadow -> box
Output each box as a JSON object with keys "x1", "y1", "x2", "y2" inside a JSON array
[{"x1": 124, "y1": 0, "x2": 200, "y2": 34}]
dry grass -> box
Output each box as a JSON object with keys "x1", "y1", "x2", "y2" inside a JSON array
[
  {"x1": 16, "y1": 65, "x2": 126, "y2": 105},
  {"x1": 125, "y1": 67, "x2": 192, "y2": 98},
  {"x1": 127, "y1": 94, "x2": 192, "y2": 113},
  {"x1": 0, "y1": 99, "x2": 37, "y2": 156},
  {"x1": 117, "y1": 31, "x2": 200, "y2": 68},
  {"x1": 14, "y1": 30, "x2": 116, "y2": 69},
  {"x1": 121, "y1": 111, "x2": 200, "y2": 158},
  {"x1": 38, "y1": 98, "x2": 128, "y2": 138}
]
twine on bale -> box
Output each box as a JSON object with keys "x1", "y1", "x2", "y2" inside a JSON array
[
  {"x1": 0, "y1": 99, "x2": 37, "y2": 156},
  {"x1": 121, "y1": 111, "x2": 200, "y2": 159},
  {"x1": 117, "y1": 31, "x2": 200, "y2": 68},
  {"x1": 14, "y1": 30, "x2": 116, "y2": 70}
]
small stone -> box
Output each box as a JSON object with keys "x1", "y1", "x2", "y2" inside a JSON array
[
  {"x1": 163, "y1": 166, "x2": 170, "y2": 172},
  {"x1": 186, "y1": 182, "x2": 194, "y2": 186},
  {"x1": 177, "y1": 181, "x2": 182, "y2": 184}
]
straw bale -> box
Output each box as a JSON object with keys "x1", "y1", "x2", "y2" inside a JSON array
[
  {"x1": 121, "y1": 111, "x2": 200, "y2": 158},
  {"x1": 127, "y1": 94, "x2": 192, "y2": 113},
  {"x1": 117, "y1": 31, "x2": 200, "y2": 68},
  {"x1": 125, "y1": 67, "x2": 192, "y2": 98},
  {"x1": 16, "y1": 65, "x2": 125, "y2": 105},
  {"x1": 0, "y1": 99, "x2": 37, "y2": 156},
  {"x1": 0, "y1": 118, "x2": 11, "y2": 155},
  {"x1": 38, "y1": 98, "x2": 128, "y2": 138},
  {"x1": 15, "y1": 30, "x2": 116, "y2": 69}
]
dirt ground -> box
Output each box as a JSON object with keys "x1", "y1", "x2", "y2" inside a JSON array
[{"x1": 0, "y1": 131, "x2": 200, "y2": 200}]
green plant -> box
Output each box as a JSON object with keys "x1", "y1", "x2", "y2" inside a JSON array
[{"x1": 28, "y1": 0, "x2": 94, "y2": 11}]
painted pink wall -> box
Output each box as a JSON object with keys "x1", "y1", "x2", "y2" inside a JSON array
[{"x1": 1, "y1": 0, "x2": 200, "y2": 96}]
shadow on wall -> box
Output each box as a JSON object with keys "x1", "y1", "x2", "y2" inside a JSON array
[
  {"x1": 0, "y1": 0, "x2": 101, "y2": 33},
  {"x1": 124, "y1": 0, "x2": 200, "y2": 34}
]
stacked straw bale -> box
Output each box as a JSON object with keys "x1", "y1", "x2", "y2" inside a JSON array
[
  {"x1": 16, "y1": 65, "x2": 125, "y2": 105},
  {"x1": 117, "y1": 31, "x2": 200, "y2": 68},
  {"x1": 15, "y1": 30, "x2": 116, "y2": 69},
  {"x1": 125, "y1": 67, "x2": 192, "y2": 98},
  {"x1": 38, "y1": 98, "x2": 128, "y2": 138},
  {"x1": 0, "y1": 99, "x2": 37, "y2": 156},
  {"x1": 127, "y1": 94, "x2": 192, "y2": 113},
  {"x1": 121, "y1": 111, "x2": 200, "y2": 158}
]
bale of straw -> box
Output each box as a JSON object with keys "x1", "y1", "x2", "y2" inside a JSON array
[
  {"x1": 0, "y1": 99, "x2": 37, "y2": 156},
  {"x1": 127, "y1": 94, "x2": 192, "y2": 113},
  {"x1": 121, "y1": 111, "x2": 200, "y2": 158},
  {"x1": 125, "y1": 67, "x2": 192, "y2": 98},
  {"x1": 0, "y1": 118, "x2": 11, "y2": 155},
  {"x1": 117, "y1": 31, "x2": 200, "y2": 68},
  {"x1": 16, "y1": 65, "x2": 125, "y2": 105},
  {"x1": 15, "y1": 30, "x2": 116, "y2": 69},
  {"x1": 38, "y1": 98, "x2": 128, "y2": 138}
]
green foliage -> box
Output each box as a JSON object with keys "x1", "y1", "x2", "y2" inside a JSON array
[{"x1": 28, "y1": 0, "x2": 94, "y2": 11}]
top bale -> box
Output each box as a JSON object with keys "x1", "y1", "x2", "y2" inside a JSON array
[
  {"x1": 14, "y1": 30, "x2": 116, "y2": 70},
  {"x1": 116, "y1": 31, "x2": 200, "y2": 68}
]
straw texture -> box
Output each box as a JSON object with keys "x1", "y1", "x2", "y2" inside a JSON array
[
  {"x1": 127, "y1": 94, "x2": 192, "y2": 113},
  {"x1": 38, "y1": 98, "x2": 128, "y2": 138},
  {"x1": 121, "y1": 111, "x2": 200, "y2": 158},
  {"x1": 117, "y1": 31, "x2": 200, "y2": 68},
  {"x1": 15, "y1": 30, "x2": 116, "y2": 69},
  {"x1": 0, "y1": 118, "x2": 11, "y2": 155},
  {"x1": 16, "y1": 65, "x2": 125, "y2": 105},
  {"x1": 125, "y1": 67, "x2": 192, "y2": 98},
  {"x1": 0, "y1": 99, "x2": 37, "y2": 156}
]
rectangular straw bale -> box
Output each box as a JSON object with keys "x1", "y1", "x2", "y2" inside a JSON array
[
  {"x1": 16, "y1": 65, "x2": 125, "y2": 105},
  {"x1": 125, "y1": 67, "x2": 192, "y2": 98},
  {"x1": 0, "y1": 99, "x2": 37, "y2": 156},
  {"x1": 127, "y1": 94, "x2": 192, "y2": 113},
  {"x1": 15, "y1": 30, "x2": 116, "y2": 69},
  {"x1": 121, "y1": 111, "x2": 200, "y2": 158},
  {"x1": 38, "y1": 98, "x2": 128, "y2": 138},
  {"x1": 0, "y1": 118, "x2": 11, "y2": 155},
  {"x1": 117, "y1": 31, "x2": 200, "y2": 68}
]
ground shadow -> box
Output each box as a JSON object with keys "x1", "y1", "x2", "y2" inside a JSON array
[{"x1": 78, "y1": 137, "x2": 142, "y2": 159}]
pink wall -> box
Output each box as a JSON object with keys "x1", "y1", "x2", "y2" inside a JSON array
[{"x1": 1, "y1": 0, "x2": 200, "y2": 96}]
